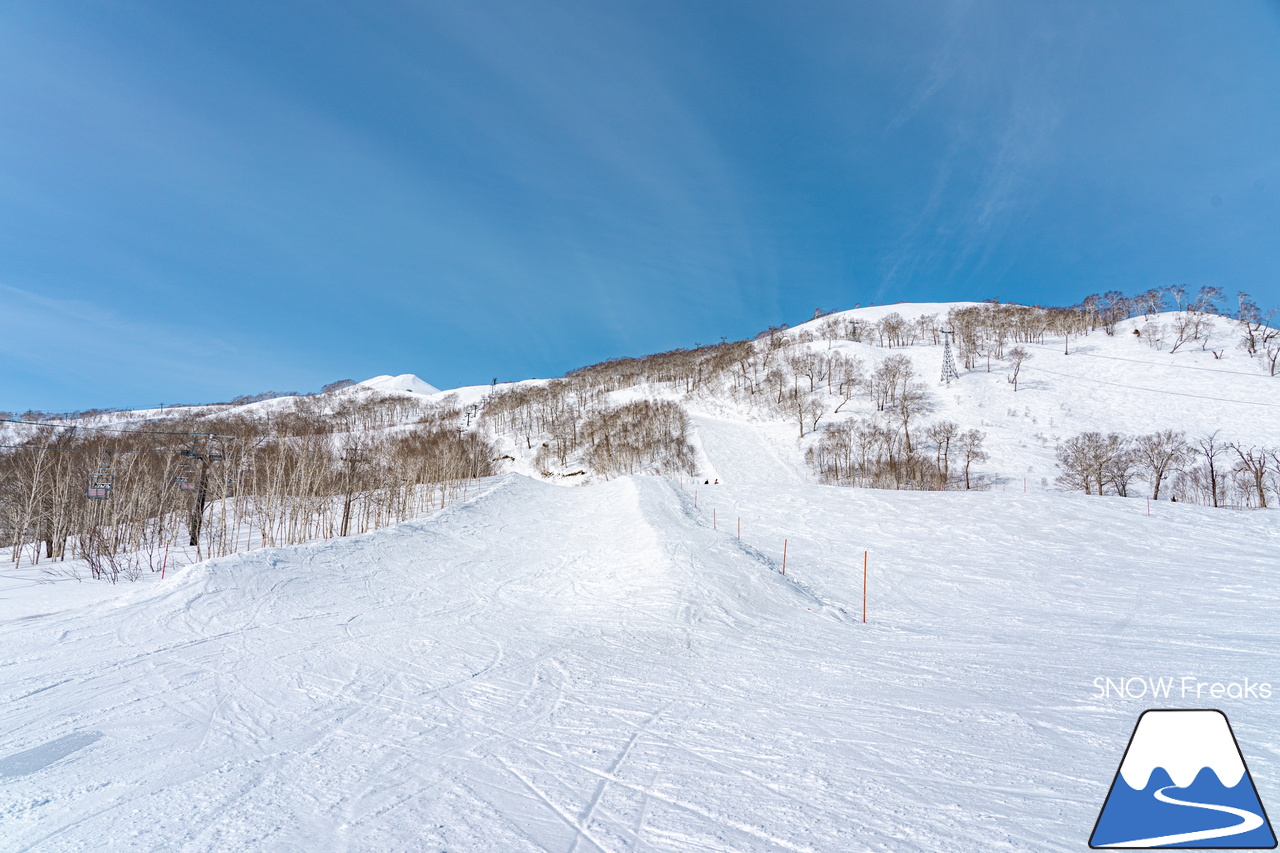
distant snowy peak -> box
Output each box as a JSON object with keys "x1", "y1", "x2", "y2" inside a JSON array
[
  {"x1": 1119, "y1": 710, "x2": 1246, "y2": 790},
  {"x1": 355, "y1": 374, "x2": 441, "y2": 395}
]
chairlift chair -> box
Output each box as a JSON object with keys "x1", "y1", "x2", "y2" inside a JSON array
[
  {"x1": 86, "y1": 468, "x2": 113, "y2": 500},
  {"x1": 173, "y1": 464, "x2": 197, "y2": 492}
]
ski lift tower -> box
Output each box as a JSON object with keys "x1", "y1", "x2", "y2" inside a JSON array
[
  {"x1": 179, "y1": 434, "x2": 231, "y2": 546},
  {"x1": 941, "y1": 329, "x2": 961, "y2": 385}
]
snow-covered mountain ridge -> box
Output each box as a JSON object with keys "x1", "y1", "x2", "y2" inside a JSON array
[{"x1": 6, "y1": 300, "x2": 1276, "y2": 503}]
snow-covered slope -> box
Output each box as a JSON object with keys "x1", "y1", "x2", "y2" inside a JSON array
[
  {"x1": 3, "y1": 473, "x2": 1278, "y2": 851},
  {"x1": 3, "y1": 302, "x2": 1279, "y2": 851},
  {"x1": 696, "y1": 303, "x2": 1280, "y2": 489},
  {"x1": 355, "y1": 373, "x2": 441, "y2": 395}
]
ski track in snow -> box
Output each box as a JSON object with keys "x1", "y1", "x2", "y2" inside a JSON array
[{"x1": 1, "y1": 468, "x2": 1278, "y2": 851}]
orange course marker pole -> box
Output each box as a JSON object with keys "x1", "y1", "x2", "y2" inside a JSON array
[
  {"x1": 713, "y1": 508, "x2": 717, "y2": 530},
  {"x1": 782, "y1": 539, "x2": 788, "y2": 575},
  {"x1": 862, "y1": 551, "x2": 868, "y2": 624}
]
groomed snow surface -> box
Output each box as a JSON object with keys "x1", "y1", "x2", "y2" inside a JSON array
[{"x1": 3, "y1": 469, "x2": 1279, "y2": 851}]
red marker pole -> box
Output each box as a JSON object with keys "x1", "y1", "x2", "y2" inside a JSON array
[
  {"x1": 862, "y1": 551, "x2": 868, "y2": 624},
  {"x1": 782, "y1": 539, "x2": 788, "y2": 575},
  {"x1": 161, "y1": 541, "x2": 170, "y2": 580}
]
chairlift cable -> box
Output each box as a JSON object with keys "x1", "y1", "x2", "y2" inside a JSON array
[
  {"x1": 1022, "y1": 342, "x2": 1277, "y2": 380},
  {"x1": 0, "y1": 418, "x2": 236, "y2": 439},
  {"x1": 0, "y1": 443, "x2": 173, "y2": 454},
  {"x1": 1029, "y1": 365, "x2": 1280, "y2": 409}
]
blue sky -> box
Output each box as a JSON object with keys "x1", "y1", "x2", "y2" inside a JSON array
[{"x1": 3, "y1": 1, "x2": 1279, "y2": 412}]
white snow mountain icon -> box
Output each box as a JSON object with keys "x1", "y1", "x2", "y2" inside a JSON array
[{"x1": 1091, "y1": 710, "x2": 1276, "y2": 848}]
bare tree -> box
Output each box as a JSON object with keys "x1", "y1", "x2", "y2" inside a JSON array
[
  {"x1": 582, "y1": 400, "x2": 697, "y2": 478},
  {"x1": 830, "y1": 353, "x2": 865, "y2": 413},
  {"x1": 1197, "y1": 431, "x2": 1224, "y2": 508},
  {"x1": 1264, "y1": 334, "x2": 1280, "y2": 377},
  {"x1": 1105, "y1": 444, "x2": 1140, "y2": 497},
  {"x1": 868, "y1": 355, "x2": 914, "y2": 412},
  {"x1": 1169, "y1": 312, "x2": 1214, "y2": 353},
  {"x1": 817, "y1": 316, "x2": 847, "y2": 349},
  {"x1": 787, "y1": 351, "x2": 820, "y2": 393},
  {"x1": 1006, "y1": 346, "x2": 1031, "y2": 391},
  {"x1": 1235, "y1": 292, "x2": 1278, "y2": 358},
  {"x1": 804, "y1": 394, "x2": 826, "y2": 436},
  {"x1": 1056, "y1": 432, "x2": 1132, "y2": 495},
  {"x1": 878, "y1": 312, "x2": 910, "y2": 348},
  {"x1": 891, "y1": 381, "x2": 935, "y2": 455},
  {"x1": 957, "y1": 429, "x2": 987, "y2": 490},
  {"x1": 1228, "y1": 442, "x2": 1272, "y2": 509},
  {"x1": 1100, "y1": 291, "x2": 1131, "y2": 336},
  {"x1": 926, "y1": 420, "x2": 959, "y2": 488},
  {"x1": 1134, "y1": 430, "x2": 1193, "y2": 500},
  {"x1": 1136, "y1": 289, "x2": 1165, "y2": 317}
]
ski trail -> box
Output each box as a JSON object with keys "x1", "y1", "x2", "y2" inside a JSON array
[
  {"x1": 568, "y1": 703, "x2": 670, "y2": 853},
  {"x1": 6, "y1": 471, "x2": 1280, "y2": 851},
  {"x1": 689, "y1": 415, "x2": 806, "y2": 485},
  {"x1": 496, "y1": 756, "x2": 616, "y2": 853},
  {"x1": 1106, "y1": 785, "x2": 1265, "y2": 847}
]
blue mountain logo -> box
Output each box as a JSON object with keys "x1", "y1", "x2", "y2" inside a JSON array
[{"x1": 1091, "y1": 710, "x2": 1276, "y2": 848}]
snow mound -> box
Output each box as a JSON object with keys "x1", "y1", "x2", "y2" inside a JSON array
[{"x1": 355, "y1": 373, "x2": 441, "y2": 394}]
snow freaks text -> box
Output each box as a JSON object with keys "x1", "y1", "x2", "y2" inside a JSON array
[{"x1": 1093, "y1": 677, "x2": 1273, "y2": 701}]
